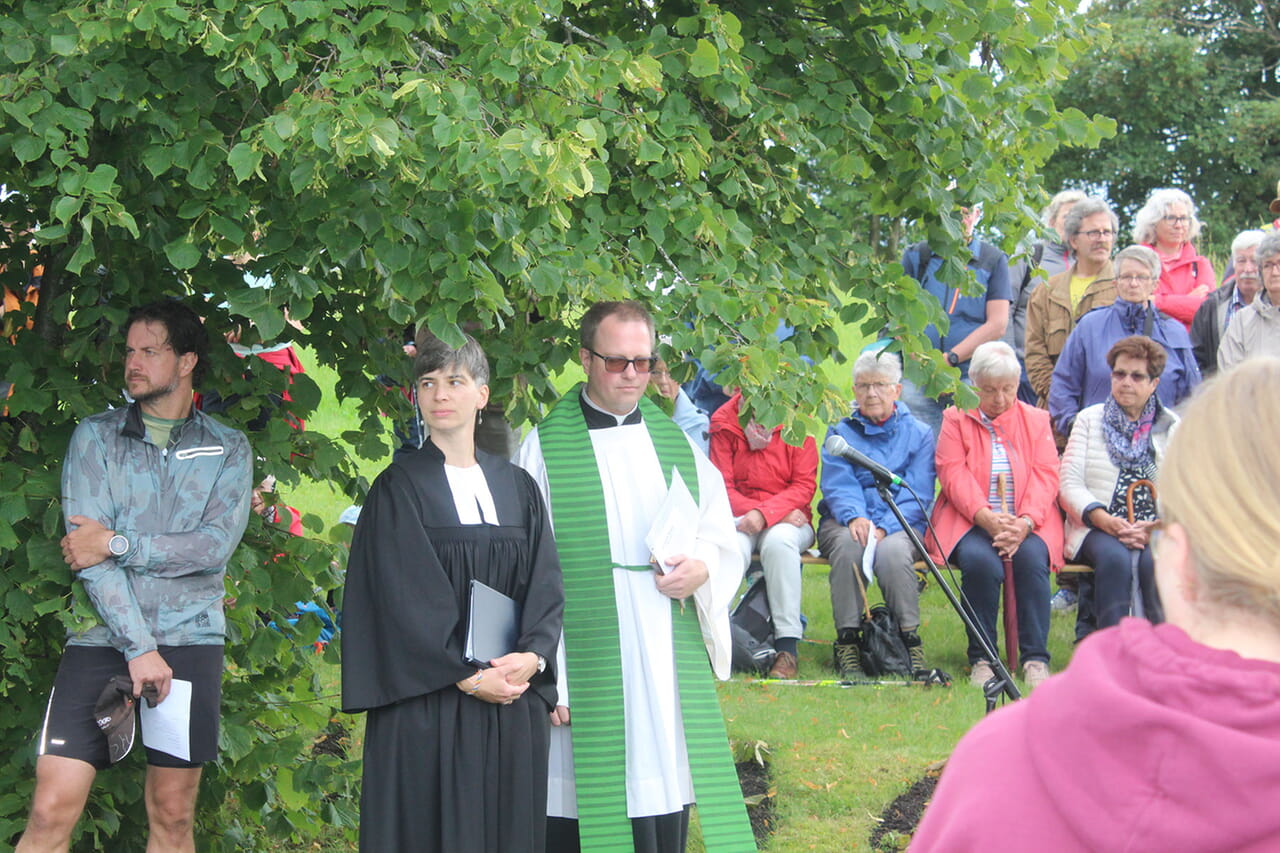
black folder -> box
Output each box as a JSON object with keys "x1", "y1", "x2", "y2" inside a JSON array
[{"x1": 464, "y1": 579, "x2": 521, "y2": 667}]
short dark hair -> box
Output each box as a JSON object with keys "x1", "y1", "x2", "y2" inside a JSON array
[
  {"x1": 579, "y1": 300, "x2": 655, "y2": 350},
  {"x1": 414, "y1": 331, "x2": 490, "y2": 385},
  {"x1": 126, "y1": 300, "x2": 210, "y2": 385},
  {"x1": 1107, "y1": 335, "x2": 1167, "y2": 379}
]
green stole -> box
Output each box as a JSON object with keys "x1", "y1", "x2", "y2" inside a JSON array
[{"x1": 539, "y1": 387, "x2": 755, "y2": 852}]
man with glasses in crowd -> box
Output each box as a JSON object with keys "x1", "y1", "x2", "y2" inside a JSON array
[
  {"x1": 17, "y1": 300, "x2": 251, "y2": 853},
  {"x1": 1025, "y1": 196, "x2": 1119, "y2": 415},
  {"x1": 1218, "y1": 231, "x2": 1280, "y2": 369},
  {"x1": 515, "y1": 300, "x2": 754, "y2": 852}
]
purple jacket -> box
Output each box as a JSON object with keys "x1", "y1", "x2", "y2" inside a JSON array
[{"x1": 1047, "y1": 300, "x2": 1201, "y2": 437}]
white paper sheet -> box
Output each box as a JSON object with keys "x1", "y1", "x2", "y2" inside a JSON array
[
  {"x1": 139, "y1": 678, "x2": 192, "y2": 762},
  {"x1": 644, "y1": 466, "x2": 699, "y2": 573},
  {"x1": 861, "y1": 530, "x2": 877, "y2": 584}
]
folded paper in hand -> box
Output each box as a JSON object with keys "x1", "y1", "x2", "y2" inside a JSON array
[
  {"x1": 464, "y1": 579, "x2": 521, "y2": 667},
  {"x1": 645, "y1": 467, "x2": 698, "y2": 574}
]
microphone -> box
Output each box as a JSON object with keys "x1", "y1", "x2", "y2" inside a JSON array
[{"x1": 823, "y1": 434, "x2": 903, "y2": 486}]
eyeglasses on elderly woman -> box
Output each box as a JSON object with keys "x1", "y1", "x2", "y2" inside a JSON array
[{"x1": 1110, "y1": 369, "x2": 1153, "y2": 383}]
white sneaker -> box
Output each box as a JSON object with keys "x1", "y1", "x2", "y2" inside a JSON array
[
  {"x1": 1049, "y1": 588, "x2": 1078, "y2": 612},
  {"x1": 968, "y1": 660, "x2": 995, "y2": 687},
  {"x1": 1023, "y1": 659, "x2": 1051, "y2": 688}
]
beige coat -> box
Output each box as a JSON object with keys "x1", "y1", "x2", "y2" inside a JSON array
[
  {"x1": 1218, "y1": 296, "x2": 1280, "y2": 371},
  {"x1": 1025, "y1": 260, "x2": 1118, "y2": 405}
]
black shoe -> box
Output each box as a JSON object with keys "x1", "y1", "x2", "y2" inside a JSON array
[
  {"x1": 833, "y1": 631, "x2": 862, "y2": 679},
  {"x1": 901, "y1": 630, "x2": 926, "y2": 673}
]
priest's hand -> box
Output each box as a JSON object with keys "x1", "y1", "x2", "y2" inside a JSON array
[
  {"x1": 656, "y1": 555, "x2": 709, "y2": 600},
  {"x1": 550, "y1": 705, "x2": 571, "y2": 726}
]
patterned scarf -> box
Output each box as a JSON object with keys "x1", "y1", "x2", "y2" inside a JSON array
[
  {"x1": 744, "y1": 420, "x2": 774, "y2": 452},
  {"x1": 1102, "y1": 393, "x2": 1158, "y2": 469}
]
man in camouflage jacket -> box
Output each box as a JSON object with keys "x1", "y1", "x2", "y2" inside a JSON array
[{"x1": 17, "y1": 301, "x2": 251, "y2": 853}]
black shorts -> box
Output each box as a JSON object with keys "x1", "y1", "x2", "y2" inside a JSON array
[{"x1": 37, "y1": 644, "x2": 223, "y2": 770}]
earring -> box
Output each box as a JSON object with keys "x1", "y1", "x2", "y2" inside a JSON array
[{"x1": 478, "y1": 409, "x2": 484, "y2": 425}]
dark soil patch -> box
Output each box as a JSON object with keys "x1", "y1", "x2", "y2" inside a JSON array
[
  {"x1": 868, "y1": 771, "x2": 940, "y2": 850},
  {"x1": 312, "y1": 719, "x2": 349, "y2": 759},
  {"x1": 736, "y1": 759, "x2": 776, "y2": 846}
]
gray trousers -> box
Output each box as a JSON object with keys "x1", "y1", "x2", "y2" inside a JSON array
[
  {"x1": 817, "y1": 518, "x2": 920, "y2": 632},
  {"x1": 735, "y1": 521, "x2": 814, "y2": 640}
]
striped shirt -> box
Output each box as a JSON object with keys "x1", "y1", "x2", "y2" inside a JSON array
[{"x1": 980, "y1": 412, "x2": 1015, "y2": 512}]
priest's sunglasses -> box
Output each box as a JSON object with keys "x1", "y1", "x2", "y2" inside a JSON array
[{"x1": 588, "y1": 349, "x2": 659, "y2": 374}]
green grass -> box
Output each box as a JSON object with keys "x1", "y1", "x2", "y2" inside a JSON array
[
  {"x1": 262, "y1": 336, "x2": 1080, "y2": 851},
  {"x1": 718, "y1": 566, "x2": 1077, "y2": 851}
]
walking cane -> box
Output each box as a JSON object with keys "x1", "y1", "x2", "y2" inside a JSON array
[
  {"x1": 997, "y1": 474, "x2": 1018, "y2": 672},
  {"x1": 1125, "y1": 479, "x2": 1157, "y2": 619}
]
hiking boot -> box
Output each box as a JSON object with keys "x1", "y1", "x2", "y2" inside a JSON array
[
  {"x1": 1023, "y1": 659, "x2": 1051, "y2": 688},
  {"x1": 1050, "y1": 588, "x2": 1078, "y2": 613},
  {"x1": 968, "y1": 659, "x2": 995, "y2": 687},
  {"x1": 767, "y1": 651, "x2": 798, "y2": 679},
  {"x1": 833, "y1": 636, "x2": 862, "y2": 679},
  {"x1": 901, "y1": 630, "x2": 926, "y2": 673}
]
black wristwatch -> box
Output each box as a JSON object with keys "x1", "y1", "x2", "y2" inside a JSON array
[{"x1": 946, "y1": 351, "x2": 960, "y2": 367}]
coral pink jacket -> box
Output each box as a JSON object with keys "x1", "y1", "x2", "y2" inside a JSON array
[
  {"x1": 926, "y1": 402, "x2": 1064, "y2": 569},
  {"x1": 1146, "y1": 241, "x2": 1215, "y2": 330}
]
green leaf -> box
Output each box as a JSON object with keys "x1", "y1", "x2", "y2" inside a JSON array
[
  {"x1": 163, "y1": 236, "x2": 202, "y2": 270},
  {"x1": 13, "y1": 135, "x2": 46, "y2": 164},
  {"x1": 49, "y1": 33, "x2": 78, "y2": 56},
  {"x1": 227, "y1": 143, "x2": 262, "y2": 183},
  {"x1": 688, "y1": 40, "x2": 720, "y2": 78},
  {"x1": 83, "y1": 164, "x2": 119, "y2": 195}
]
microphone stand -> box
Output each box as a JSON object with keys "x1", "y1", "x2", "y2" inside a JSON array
[{"x1": 873, "y1": 479, "x2": 1021, "y2": 709}]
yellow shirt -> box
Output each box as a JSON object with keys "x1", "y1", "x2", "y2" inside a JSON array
[{"x1": 1069, "y1": 274, "x2": 1094, "y2": 310}]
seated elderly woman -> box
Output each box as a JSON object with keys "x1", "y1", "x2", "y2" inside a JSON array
[
  {"x1": 1048, "y1": 244, "x2": 1200, "y2": 439},
  {"x1": 914, "y1": 358, "x2": 1280, "y2": 850},
  {"x1": 928, "y1": 341, "x2": 1064, "y2": 689},
  {"x1": 709, "y1": 391, "x2": 817, "y2": 679},
  {"x1": 816, "y1": 350, "x2": 936, "y2": 678},
  {"x1": 1060, "y1": 335, "x2": 1177, "y2": 634}
]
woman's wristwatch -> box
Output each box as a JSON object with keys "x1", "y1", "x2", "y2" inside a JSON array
[{"x1": 1020, "y1": 515, "x2": 1034, "y2": 533}]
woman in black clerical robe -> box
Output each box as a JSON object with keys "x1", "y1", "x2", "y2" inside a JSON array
[{"x1": 341, "y1": 334, "x2": 563, "y2": 853}]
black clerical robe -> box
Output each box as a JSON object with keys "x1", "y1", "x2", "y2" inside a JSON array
[{"x1": 341, "y1": 442, "x2": 564, "y2": 853}]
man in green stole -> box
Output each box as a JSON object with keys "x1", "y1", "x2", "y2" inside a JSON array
[{"x1": 515, "y1": 301, "x2": 756, "y2": 852}]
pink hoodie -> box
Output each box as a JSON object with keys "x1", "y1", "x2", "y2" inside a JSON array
[{"x1": 913, "y1": 619, "x2": 1280, "y2": 851}]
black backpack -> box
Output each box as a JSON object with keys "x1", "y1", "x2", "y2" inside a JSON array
[
  {"x1": 859, "y1": 604, "x2": 913, "y2": 678},
  {"x1": 730, "y1": 579, "x2": 776, "y2": 675}
]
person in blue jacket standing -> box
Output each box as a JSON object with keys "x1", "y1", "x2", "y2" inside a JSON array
[{"x1": 1049, "y1": 245, "x2": 1201, "y2": 438}]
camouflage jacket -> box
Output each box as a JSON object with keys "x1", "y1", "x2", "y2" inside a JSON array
[{"x1": 62, "y1": 402, "x2": 252, "y2": 659}]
